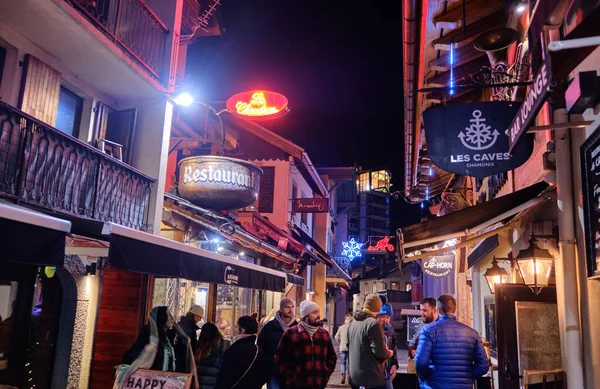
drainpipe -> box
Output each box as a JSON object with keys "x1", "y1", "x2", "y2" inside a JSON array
[{"x1": 553, "y1": 107, "x2": 584, "y2": 388}]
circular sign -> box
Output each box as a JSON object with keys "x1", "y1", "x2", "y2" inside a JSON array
[
  {"x1": 178, "y1": 156, "x2": 262, "y2": 210},
  {"x1": 226, "y1": 91, "x2": 289, "y2": 120},
  {"x1": 422, "y1": 254, "x2": 455, "y2": 277}
]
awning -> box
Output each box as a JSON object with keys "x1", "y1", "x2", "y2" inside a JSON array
[
  {"x1": 287, "y1": 273, "x2": 305, "y2": 286},
  {"x1": 288, "y1": 223, "x2": 334, "y2": 267},
  {"x1": 103, "y1": 223, "x2": 287, "y2": 292},
  {"x1": 0, "y1": 202, "x2": 71, "y2": 266},
  {"x1": 467, "y1": 235, "x2": 500, "y2": 269},
  {"x1": 398, "y1": 181, "x2": 550, "y2": 260}
]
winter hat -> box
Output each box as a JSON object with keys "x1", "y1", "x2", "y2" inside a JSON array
[
  {"x1": 280, "y1": 297, "x2": 294, "y2": 310},
  {"x1": 300, "y1": 300, "x2": 320, "y2": 319},
  {"x1": 377, "y1": 303, "x2": 393, "y2": 317},
  {"x1": 189, "y1": 305, "x2": 204, "y2": 317},
  {"x1": 364, "y1": 294, "x2": 383, "y2": 314}
]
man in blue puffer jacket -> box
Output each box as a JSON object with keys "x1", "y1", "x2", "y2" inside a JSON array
[{"x1": 415, "y1": 295, "x2": 489, "y2": 389}]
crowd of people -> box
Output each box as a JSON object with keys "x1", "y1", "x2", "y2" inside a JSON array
[{"x1": 114, "y1": 293, "x2": 490, "y2": 389}]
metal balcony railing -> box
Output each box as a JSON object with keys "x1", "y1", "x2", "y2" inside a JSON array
[
  {"x1": 68, "y1": 0, "x2": 169, "y2": 82},
  {"x1": 0, "y1": 102, "x2": 154, "y2": 230}
]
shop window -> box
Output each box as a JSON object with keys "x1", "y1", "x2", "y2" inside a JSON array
[{"x1": 55, "y1": 87, "x2": 83, "y2": 137}]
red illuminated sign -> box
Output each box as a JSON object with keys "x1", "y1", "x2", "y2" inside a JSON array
[
  {"x1": 226, "y1": 91, "x2": 289, "y2": 120},
  {"x1": 367, "y1": 237, "x2": 394, "y2": 252}
]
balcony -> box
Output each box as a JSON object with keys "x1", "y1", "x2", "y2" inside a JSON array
[
  {"x1": 67, "y1": 0, "x2": 169, "y2": 82},
  {"x1": 0, "y1": 0, "x2": 172, "y2": 101},
  {"x1": 0, "y1": 102, "x2": 153, "y2": 230}
]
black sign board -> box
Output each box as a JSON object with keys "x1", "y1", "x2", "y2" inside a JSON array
[
  {"x1": 508, "y1": 57, "x2": 553, "y2": 153},
  {"x1": 424, "y1": 102, "x2": 534, "y2": 179},
  {"x1": 407, "y1": 315, "x2": 424, "y2": 342},
  {"x1": 293, "y1": 198, "x2": 329, "y2": 213},
  {"x1": 580, "y1": 123, "x2": 600, "y2": 278}
]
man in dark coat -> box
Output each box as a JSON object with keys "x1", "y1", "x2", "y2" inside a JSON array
[
  {"x1": 175, "y1": 305, "x2": 204, "y2": 372},
  {"x1": 257, "y1": 297, "x2": 297, "y2": 389},
  {"x1": 415, "y1": 295, "x2": 489, "y2": 389}
]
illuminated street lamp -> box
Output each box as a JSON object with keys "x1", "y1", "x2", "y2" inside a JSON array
[
  {"x1": 515, "y1": 240, "x2": 554, "y2": 295},
  {"x1": 172, "y1": 92, "x2": 195, "y2": 107},
  {"x1": 484, "y1": 257, "x2": 509, "y2": 294}
]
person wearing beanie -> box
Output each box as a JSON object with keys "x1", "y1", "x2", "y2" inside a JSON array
[
  {"x1": 275, "y1": 300, "x2": 337, "y2": 389},
  {"x1": 175, "y1": 305, "x2": 205, "y2": 372},
  {"x1": 347, "y1": 294, "x2": 393, "y2": 389},
  {"x1": 377, "y1": 296, "x2": 398, "y2": 389},
  {"x1": 257, "y1": 298, "x2": 297, "y2": 389}
]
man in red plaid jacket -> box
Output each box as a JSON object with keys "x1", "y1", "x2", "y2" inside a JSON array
[{"x1": 275, "y1": 300, "x2": 337, "y2": 389}]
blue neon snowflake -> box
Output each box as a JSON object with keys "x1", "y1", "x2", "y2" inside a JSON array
[{"x1": 342, "y1": 238, "x2": 364, "y2": 260}]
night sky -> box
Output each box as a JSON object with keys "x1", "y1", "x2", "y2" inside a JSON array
[{"x1": 186, "y1": 0, "x2": 425, "y2": 229}]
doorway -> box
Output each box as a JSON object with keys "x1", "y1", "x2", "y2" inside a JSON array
[{"x1": 495, "y1": 284, "x2": 560, "y2": 389}]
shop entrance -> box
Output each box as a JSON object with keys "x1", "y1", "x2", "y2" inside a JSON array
[
  {"x1": 495, "y1": 284, "x2": 560, "y2": 389},
  {"x1": 0, "y1": 263, "x2": 62, "y2": 388}
]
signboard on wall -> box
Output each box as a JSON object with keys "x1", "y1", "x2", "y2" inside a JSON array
[
  {"x1": 225, "y1": 90, "x2": 289, "y2": 120},
  {"x1": 580, "y1": 122, "x2": 600, "y2": 278},
  {"x1": 178, "y1": 156, "x2": 262, "y2": 210},
  {"x1": 423, "y1": 102, "x2": 534, "y2": 178},
  {"x1": 422, "y1": 254, "x2": 455, "y2": 278},
  {"x1": 292, "y1": 198, "x2": 329, "y2": 213}
]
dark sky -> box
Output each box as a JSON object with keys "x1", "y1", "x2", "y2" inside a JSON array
[{"x1": 186, "y1": 0, "x2": 425, "y2": 228}]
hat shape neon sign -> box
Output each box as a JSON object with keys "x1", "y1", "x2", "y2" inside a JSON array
[{"x1": 226, "y1": 90, "x2": 289, "y2": 120}]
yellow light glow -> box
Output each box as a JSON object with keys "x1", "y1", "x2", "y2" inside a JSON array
[
  {"x1": 527, "y1": 260, "x2": 544, "y2": 275},
  {"x1": 235, "y1": 92, "x2": 280, "y2": 116}
]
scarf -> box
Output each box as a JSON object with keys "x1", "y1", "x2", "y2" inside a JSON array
[
  {"x1": 299, "y1": 321, "x2": 319, "y2": 339},
  {"x1": 274, "y1": 310, "x2": 294, "y2": 331}
]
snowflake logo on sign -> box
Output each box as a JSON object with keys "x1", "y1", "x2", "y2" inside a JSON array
[
  {"x1": 458, "y1": 110, "x2": 500, "y2": 151},
  {"x1": 342, "y1": 238, "x2": 363, "y2": 260}
]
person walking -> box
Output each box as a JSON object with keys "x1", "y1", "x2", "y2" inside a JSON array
[
  {"x1": 176, "y1": 305, "x2": 205, "y2": 372},
  {"x1": 347, "y1": 294, "x2": 393, "y2": 389},
  {"x1": 214, "y1": 315, "x2": 269, "y2": 389},
  {"x1": 377, "y1": 295, "x2": 398, "y2": 389},
  {"x1": 275, "y1": 300, "x2": 337, "y2": 389},
  {"x1": 408, "y1": 297, "x2": 438, "y2": 359},
  {"x1": 257, "y1": 297, "x2": 297, "y2": 389},
  {"x1": 334, "y1": 314, "x2": 353, "y2": 384},
  {"x1": 415, "y1": 295, "x2": 489, "y2": 389},
  {"x1": 195, "y1": 323, "x2": 229, "y2": 389}
]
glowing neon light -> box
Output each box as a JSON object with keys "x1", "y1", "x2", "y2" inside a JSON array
[
  {"x1": 426, "y1": 185, "x2": 429, "y2": 200},
  {"x1": 429, "y1": 167, "x2": 433, "y2": 176},
  {"x1": 342, "y1": 238, "x2": 364, "y2": 260},
  {"x1": 367, "y1": 237, "x2": 395, "y2": 252},
  {"x1": 450, "y1": 42, "x2": 455, "y2": 96},
  {"x1": 235, "y1": 92, "x2": 279, "y2": 116}
]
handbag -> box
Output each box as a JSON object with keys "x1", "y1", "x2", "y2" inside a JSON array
[{"x1": 230, "y1": 345, "x2": 259, "y2": 389}]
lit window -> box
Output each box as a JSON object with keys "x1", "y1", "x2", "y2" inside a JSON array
[{"x1": 358, "y1": 173, "x2": 370, "y2": 193}]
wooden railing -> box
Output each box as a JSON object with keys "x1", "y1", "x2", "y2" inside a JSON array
[
  {"x1": 0, "y1": 101, "x2": 153, "y2": 230},
  {"x1": 67, "y1": 0, "x2": 169, "y2": 82}
]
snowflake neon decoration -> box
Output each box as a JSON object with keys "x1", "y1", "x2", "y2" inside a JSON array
[
  {"x1": 342, "y1": 238, "x2": 364, "y2": 260},
  {"x1": 458, "y1": 109, "x2": 500, "y2": 151}
]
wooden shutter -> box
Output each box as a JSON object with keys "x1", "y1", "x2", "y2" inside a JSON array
[
  {"x1": 19, "y1": 55, "x2": 61, "y2": 126},
  {"x1": 258, "y1": 166, "x2": 275, "y2": 213}
]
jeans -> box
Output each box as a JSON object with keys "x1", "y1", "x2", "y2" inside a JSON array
[
  {"x1": 267, "y1": 376, "x2": 282, "y2": 389},
  {"x1": 386, "y1": 378, "x2": 394, "y2": 389},
  {"x1": 340, "y1": 351, "x2": 349, "y2": 375}
]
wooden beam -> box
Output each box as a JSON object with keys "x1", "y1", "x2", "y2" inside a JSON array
[
  {"x1": 425, "y1": 56, "x2": 488, "y2": 87},
  {"x1": 434, "y1": 0, "x2": 503, "y2": 30},
  {"x1": 433, "y1": 10, "x2": 506, "y2": 51},
  {"x1": 429, "y1": 41, "x2": 487, "y2": 71}
]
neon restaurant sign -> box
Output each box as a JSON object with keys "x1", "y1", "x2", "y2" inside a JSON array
[{"x1": 226, "y1": 91, "x2": 289, "y2": 120}]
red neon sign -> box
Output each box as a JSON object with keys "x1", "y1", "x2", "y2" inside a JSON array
[
  {"x1": 226, "y1": 91, "x2": 289, "y2": 120},
  {"x1": 367, "y1": 237, "x2": 394, "y2": 252}
]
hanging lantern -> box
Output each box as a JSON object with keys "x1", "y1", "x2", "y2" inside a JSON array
[
  {"x1": 515, "y1": 240, "x2": 554, "y2": 295},
  {"x1": 483, "y1": 257, "x2": 509, "y2": 294}
]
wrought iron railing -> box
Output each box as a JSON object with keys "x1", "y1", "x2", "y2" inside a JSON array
[
  {"x1": 67, "y1": 0, "x2": 169, "y2": 82},
  {"x1": 0, "y1": 101, "x2": 153, "y2": 230}
]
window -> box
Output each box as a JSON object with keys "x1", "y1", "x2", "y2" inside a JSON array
[
  {"x1": 358, "y1": 172, "x2": 370, "y2": 193},
  {"x1": 370, "y1": 170, "x2": 391, "y2": 192},
  {"x1": 391, "y1": 282, "x2": 400, "y2": 291},
  {"x1": 55, "y1": 87, "x2": 82, "y2": 137},
  {"x1": 405, "y1": 283, "x2": 412, "y2": 292}
]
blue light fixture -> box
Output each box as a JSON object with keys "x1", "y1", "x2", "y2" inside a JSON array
[{"x1": 450, "y1": 42, "x2": 455, "y2": 96}]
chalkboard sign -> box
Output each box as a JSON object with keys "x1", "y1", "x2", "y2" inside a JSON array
[
  {"x1": 580, "y1": 123, "x2": 600, "y2": 278},
  {"x1": 406, "y1": 315, "x2": 424, "y2": 342}
]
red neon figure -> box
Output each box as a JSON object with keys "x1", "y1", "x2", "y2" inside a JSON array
[{"x1": 367, "y1": 237, "x2": 394, "y2": 252}]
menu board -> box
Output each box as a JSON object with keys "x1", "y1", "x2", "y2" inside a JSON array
[
  {"x1": 407, "y1": 315, "x2": 424, "y2": 342},
  {"x1": 580, "y1": 123, "x2": 600, "y2": 278}
]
